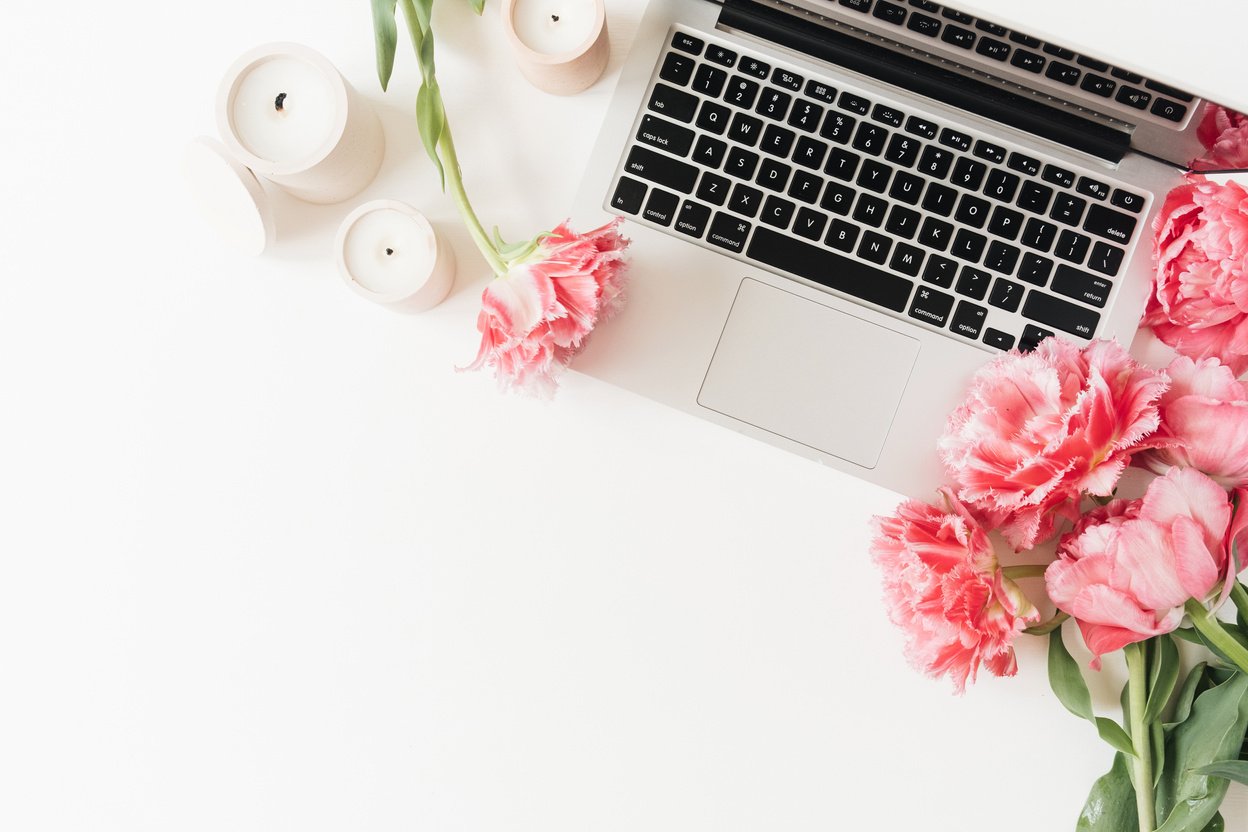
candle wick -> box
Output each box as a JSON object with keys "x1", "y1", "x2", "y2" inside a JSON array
[
  {"x1": 551, "y1": 13, "x2": 560, "y2": 22},
  {"x1": 274, "y1": 92, "x2": 287, "y2": 112},
  {"x1": 385, "y1": 248, "x2": 394, "y2": 256}
]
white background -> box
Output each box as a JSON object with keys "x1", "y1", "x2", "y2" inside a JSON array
[{"x1": 2, "y1": 1, "x2": 1247, "y2": 829}]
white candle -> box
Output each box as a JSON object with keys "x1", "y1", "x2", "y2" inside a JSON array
[
  {"x1": 335, "y1": 200, "x2": 456, "y2": 312},
  {"x1": 217, "y1": 43, "x2": 385, "y2": 205},
  {"x1": 502, "y1": 0, "x2": 609, "y2": 96}
]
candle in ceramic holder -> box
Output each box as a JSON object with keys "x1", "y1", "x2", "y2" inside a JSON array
[
  {"x1": 502, "y1": 0, "x2": 609, "y2": 96},
  {"x1": 335, "y1": 200, "x2": 456, "y2": 312},
  {"x1": 217, "y1": 42, "x2": 384, "y2": 204}
]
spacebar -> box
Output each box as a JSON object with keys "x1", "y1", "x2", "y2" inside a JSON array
[{"x1": 746, "y1": 228, "x2": 914, "y2": 313}]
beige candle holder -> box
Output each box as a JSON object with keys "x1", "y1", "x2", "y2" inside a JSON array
[{"x1": 501, "y1": 0, "x2": 609, "y2": 96}]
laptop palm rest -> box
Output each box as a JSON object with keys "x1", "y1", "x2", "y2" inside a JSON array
[{"x1": 697, "y1": 279, "x2": 921, "y2": 469}]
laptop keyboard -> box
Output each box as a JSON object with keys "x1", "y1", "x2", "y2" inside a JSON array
[{"x1": 607, "y1": 28, "x2": 1150, "y2": 353}]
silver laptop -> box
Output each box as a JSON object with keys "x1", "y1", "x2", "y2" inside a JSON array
[{"x1": 571, "y1": 0, "x2": 1248, "y2": 498}]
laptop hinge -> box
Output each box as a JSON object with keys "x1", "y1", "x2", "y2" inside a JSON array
[{"x1": 718, "y1": 0, "x2": 1129, "y2": 164}]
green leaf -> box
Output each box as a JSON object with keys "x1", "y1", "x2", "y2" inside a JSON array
[
  {"x1": 1096, "y1": 717, "x2": 1137, "y2": 756},
  {"x1": 1201, "y1": 813, "x2": 1226, "y2": 832},
  {"x1": 1194, "y1": 760, "x2": 1248, "y2": 786},
  {"x1": 1049, "y1": 626, "x2": 1095, "y2": 721},
  {"x1": 466, "y1": 0, "x2": 486, "y2": 13},
  {"x1": 415, "y1": 83, "x2": 446, "y2": 188},
  {"x1": 1167, "y1": 663, "x2": 1210, "y2": 731},
  {"x1": 1077, "y1": 752, "x2": 1140, "y2": 832},
  {"x1": 1174, "y1": 628, "x2": 1205, "y2": 647},
  {"x1": 1147, "y1": 634, "x2": 1182, "y2": 723},
  {"x1": 1154, "y1": 720, "x2": 1167, "y2": 787},
  {"x1": 370, "y1": 0, "x2": 399, "y2": 91}
]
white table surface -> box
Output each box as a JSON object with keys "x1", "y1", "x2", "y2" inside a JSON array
[{"x1": 3, "y1": 1, "x2": 1247, "y2": 829}]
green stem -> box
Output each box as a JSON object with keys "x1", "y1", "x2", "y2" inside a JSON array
[
  {"x1": 1186, "y1": 599, "x2": 1248, "y2": 674},
  {"x1": 1001, "y1": 564, "x2": 1049, "y2": 581},
  {"x1": 1023, "y1": 611, "x2": 1069, "y2": 636},
  {"x1": 1126, "y1": 642, "x2": 1157, "y2": 832},
  {"x1": 1231, "y1": 581, "x2": 1248, "y2": 625},
  {"x1": 437, "y1": 126, "x2": 508, "y2": 275}
]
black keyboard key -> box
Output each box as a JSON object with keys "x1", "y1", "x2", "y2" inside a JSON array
[
  {"x1": 1042, "y1": 43, "x2": 1075, "y2": 60},
  {"x1": 1076, "y1": 177, "x2": 1110, "y2": 201},
  {"x1": 696, "y1": 172, "x2": 731, "y2": 206},
  {"x1": 761, "y1": 124, "x2": 796, "y2": 157},
  {"x1": 984, "y1": 240, "x2": 1020, "y2": 275},
  {"x1": 1111, "y1": 189, "x2": 1145, "y2": 214},
  {"x1": 853, "y1": 123, "x2": 889, "y2": 155},
  {"x1": 1045, "y1": 61, "x2": 1081, "y2": 85},
  {"x1": 983, "y1": 328, "x2": 1016, "y2": 350},
  {"x1": 950, "y1": 301, "x2": 988, "y2": 339},
  {"x1": 728, "y1": 112, "x2": 764, "y2": 146},
  {"x1": 675, "y1": 200, "x2": 712, "y2": 238},
  {"x1": 748, "y1": 227, "x2": 915, "y2": 312},
  {"x1": 788, "y1": 99, "x2": 824, "y2": 132},
  {"x1": 884, "y1": 134, "x2": 921, "y2": 167},
  {"x1": 973, "y1": 141, "x2": 1006, "y2": 164},
  {"x1": 761, "y1": 194, "x2": 796, "y2": 229},
  {"x1": 648, "y1": 83, "x2": 698, "y2": 122},
  {"x1": 636, "y1": 114, "x2": 695, "y2": 157},
  {"x1": 1143, "y1": 78, "x2": 1194, "y2": 102},
  {"x1": 1052, "y1": 264, "x2": 1111, "y2": 308},
  {"x1": 983, "y1": 169, "x2": 1020, "y2": 203},
  {"x1": 793, "y1": 207, "x2": 829, "y2": 241},
  {"x1": 756, "y1": 87, "x2": 792, "y2": 120},
  {"x1": 692, "y1": 135, "x2": 727, "y2": 169},
  {"x1": 611, "y1": 176, "x2": 647, "y2": 214},
  {"x1": 1050, "y1": 193, "x2": 1087, "y2": 226},
  {"x1": 1010, "y1": 49, "x2": 1046, "y2": 73},
  {"x1": 1008, "y1": 32, "x2": 1041, "y2": 48},
  {"x1": 671, "y1": 33, "x2": 704, "y2": 56},
  {"x1": 826, "y1": 219, "x2": 861, "y2": 252},
  {"x1": 1055, "y1": 229, "x2": 1091, "y2": 264},
  {"x1": 1150, "y1": 98, "x2": 1187, "y2": 122},
  {"x1": 788, "y1": 169, "x2": 823, "y2": 204},
  {"x1": 941, "y1": 25, "x2": 976, "y2": 49},
  {"x1": 772, "y1": 67, "x2": 803, "y2": 91},
  {"x1": 950, "y1": 157, "x2": 987, "y2": 190},
  {"x1": 1007, "y1": 152, "x2": 1041, "y2": 176},
  {"x1": 821, "y1": 112, "x2": 856, "y2": 144},
  {"x1": 872, "y1": 105, "x2": 905, "y2": 128},
  {"x1": 889, "y1": 170, "x2": 925, "y2": 205},
  {"x1": 625, "y1": 146, "x2": 699, "y2": 193},
  {"x1": 1111, "y1": 67, "x2": 1143, "y2": 83},
  {"x1": 975, "y1": 20, "x2": 1007, "y2": 36},
  {"x1": 793, "y1": 136, "x2": 829, "y2": 169},
  {"x1": 696, "y1": 100, "x2": 731, "y2": 135},
  {"x1": 1018, "y1": 253, "x2": 1053, "y2": 286},
  {"x1": 739, "y1": 57, "x2": 771, "y2": 80},
  {"x1": 885, "y1": 205, "x2": 921, "y2": 239},
  {"x1": 1021, "y1": 217, "x2": 1057, "y2": 252},
  {"x1": 917, "y1": 145, "x2": 954, "y2": 179},
  {"x1": 1041, "y1": 165, "x2": 1074, "y2": 188},
  {"x1": 706, "y1": 45, "x2": 737, "y2": 67},
  {"x1": 975, "y1": 37, "x2": 1011, "y2": 61},
  {"x1": 951, "y1": 228, "x2": 987, "y2": 263},
  {"x1": 1088, "y1": 241, "x2": 1124, "y2": 276},
  {"x1": 907, "y1": 12, "x2": 942, "y2": 36},
  {"x1": 1023, "y1": 291, "x2": 1100, "y2": 338},
  {"x1": 756, "y1": 158, "x2": 791, "y2": 191},
  {"x1": 1076, "y1": 55, "x2": 1109, "y2": 72},
  {"x1": 853, "y1": 193, "x2": 889, "y2": 227},
  {"x1": 660, "y1": 53, "x2": 695, "y2": 86},
  {"x1": 1083, "y1": 203, "x2": 1137, "y2": 244},
  {"x1": 840, "y1": 0, "x2": 873, "y2": 11},
  {"x1": 729, "y1": 183, "x2": 763, "y2": 217},
  {"x1": 707, "y1": 213, "x2": 752, "y2": 253},
  {"x1": 1116, "y1": 86, "x2": 1152, "y2": 110},
  {"x1": 839, "y1": 92, "x2": 871, "y2": 115},
  {"x1": 890, "y1": 242, "x2": 925, "y2": 276},
  {"x1": 873, "y1": 0, "x2": 907, "y2": 24},
  {"x1": 909, "y1": 286, "x2": 955, "y2": 326},
  {"x1": 725, "y1": 147, "x2": 760, "y2": 181},
  {"x1": 957, "y1": 266, "x2": 991, "y2": 300},
  {"x1": 923, "y1": 255, "x2": 958, "y2": 288},
  {"x1": 922, "y1": 182, "x2": 957, "y2": 216},
  {"x1": 987, "y1": 206, "x2": 1023, "y2": 241},
  {"x1": 918, "y1": 216, "x2": 953, "y2": 251},
  {"x1": 821, "y1": 181, "x2": 855, "y2": 215},
  {"x1": 805, "y1": 80, "x2": 837, "y2": 103},
  {"x1": 693, "y1": 64, "x2": 728, "y2": 97},
  {"x1": 643, "y1": 188, "x2": 679, "y2": 226},
  {"x1": 1020, "y1": 323, "x2": 1055, "y2": 352},
  {"x1": 1080, "y1": 74, "x2": 1116, "y2": 98},
  {"x1": 939, "y1": 128, "x2": 971, "y2": 151},
  {"x1": 1017, "y1": 181, "x2": 1053, "y2": 214},
  {"x1": 826, "y1": 147, "x2": 860, "y2": 181},
  {"x1": 858, "y1": 230, "x2": 893, "y2": 264},
  {"x1": 905, "y1": 116, "x2": 938, "y2": 139},
  {"x1": 857, "y1": 158, "x2": 892, "y2": 193},
  {"x1": 988, "y1": 278, "x2": 1024, "y2": 312},
  {"x1": 955, "y1": 194, "x2": 990, "y2": 228},
  {"x1": 941, "y1": 7, "x2": 972, "y2": 23},
  {"x1": 724, "y1": 76, "x2": 760, "y2": 109}
]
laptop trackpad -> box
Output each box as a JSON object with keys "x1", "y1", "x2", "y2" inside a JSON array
[{"x1": 697, "y1": 279, "x2": 920, "y2": 469}]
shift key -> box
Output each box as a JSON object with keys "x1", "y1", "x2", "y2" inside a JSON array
[{"x1": 624, "y1": 146, "x2": 699, "y2": 194}]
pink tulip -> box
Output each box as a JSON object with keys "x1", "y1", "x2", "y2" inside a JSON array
[
  {"x1": 464, "y1": 219, "x2": 630, "y2": 396},
  {"x1": 940, "y1": 338, "x2": 1170, "y2": 551},
  {"x1": 1136, "y1": 356, "x2": 1248, "y2": 488},
  {"x1": 871, "y1": 488, "x2": 1040, "y2": 693},
  {"x1": 1143, "y1": 175, "x2": 1248, "y2": 375},
  {"x1": 1192, "y1": 105, "x2": 1248, "y2": 171},
  {"x1": 1045, "y1": 467, "x2": 1241, "y2": 667}
]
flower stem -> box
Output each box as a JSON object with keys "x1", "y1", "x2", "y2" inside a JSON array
[
  {"x1": 1232, "y1": 581, "x2": 1248, "y2": 625},
  {"x1": 1126, "y1": 642, "x2": 1156, "y2": 832},
  {"x1": 437, "y1": 126, "x2": 508, "y2": 276},
  {"x1": 1185, "y1": 599, "x2": 1248, "y2": 674},
  {"x1": 1001, "y1": 564, "x2": 1049, "y2": 581},
  {"x1": 1023, "y1": 611, "x2": 1069, "y2": 636}
]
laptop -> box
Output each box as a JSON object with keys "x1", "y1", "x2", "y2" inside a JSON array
[{"x1": 570, "y1": 0, "x2": 1248, "y2": 498}]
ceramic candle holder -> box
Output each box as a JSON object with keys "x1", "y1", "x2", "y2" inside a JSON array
[
  {"x1": 502, "y1": 0, "x2": 609, "y2": 96},
  {"x1": 335, "y1": 200, "x2": 456, "y2": 313},
  {"x1": 216, "y1": 42, "x2": 384, "y2": 204}
]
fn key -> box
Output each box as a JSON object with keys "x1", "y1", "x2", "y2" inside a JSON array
[{"x1": 611, "y1": 176, "x2": 647, "y2": 214}]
